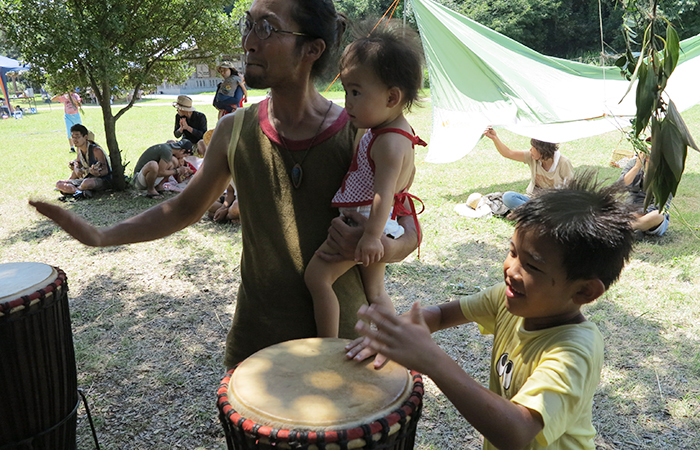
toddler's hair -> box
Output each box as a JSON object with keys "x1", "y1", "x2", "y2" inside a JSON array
[
  {"x1": 530, "y1": 139, "x2": 559, "y2": 160},
  {"x1": 510, "y1": 170, "x2": 635, "y2": 289},
  {"x1": 340, "y1": 20, "x2": 424, "y2": 111}
]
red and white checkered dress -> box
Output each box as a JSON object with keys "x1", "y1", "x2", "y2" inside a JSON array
[{"x1": 331, "y1": 128, "x2": 426, "y2": 208}]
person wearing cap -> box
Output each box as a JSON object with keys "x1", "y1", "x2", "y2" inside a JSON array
[
  {"x1": 213, "y1": 61, "x2": 248, "y2": 119},
  {"x1": 132, "y1": 140, "x2": 194, "y2": 198},
  {"x1": 173, "y1": 95, "x2": 208, "y2": 145},
  {"x1": 56, "y1": 124, "x2": 112, "y2": 199}
]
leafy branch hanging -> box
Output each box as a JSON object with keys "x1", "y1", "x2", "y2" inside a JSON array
[{"x1": 615, "y1": 0, "x2": 698, "y2": 210}]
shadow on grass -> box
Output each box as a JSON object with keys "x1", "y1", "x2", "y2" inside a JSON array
[
  {"x1": 64, "y1": 233, "x2": 699, "y2": 449},
  {"x1": 587, "y1": 298, "x2": 700, "y2": 448},
  {"x1": 2, "y1": 189, "x2": 242, "y2": 249}
]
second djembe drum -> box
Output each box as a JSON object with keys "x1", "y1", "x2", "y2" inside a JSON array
[{"x1": 0, "y1": 262, "x2": 77, "y2": 449}]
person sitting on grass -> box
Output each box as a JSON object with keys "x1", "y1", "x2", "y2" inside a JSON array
[
  {"x1": 208, "y1": 183, "x2": 240, "y2": 223},
  {"x1": 483, "y1": 128, "x2": 573, "y2": 210},
  {"x1": 620, "y1": 152, "x2": 671, "y2": 237},
  {"x1": 347, "y1": 171, "x2": 635, "y2": 450},
  {"x1": 132, "y1": 140, "x2": 193, "y2": 199},
  {"x1": 56, "y1": 124, "x2": 112, "y2": 199}
]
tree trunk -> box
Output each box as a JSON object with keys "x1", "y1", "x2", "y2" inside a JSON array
[{"x1": 99, "y1": 100, "x2": 126, "y2": 190}]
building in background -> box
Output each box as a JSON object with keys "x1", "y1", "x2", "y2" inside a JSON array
[{"x1": 155, "y1": 59, "x2": 244, "y2": 95}]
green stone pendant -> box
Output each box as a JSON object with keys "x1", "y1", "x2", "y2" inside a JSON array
[{"x1": 291, "y1": 163, "x2": 303, "y2": 189}]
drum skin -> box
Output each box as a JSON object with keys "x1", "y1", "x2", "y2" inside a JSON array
[
  {"x1": 0, "y1": 263, "x2": 78, "y2": 450},
  {"x1": 217, "y1": 338, "x2": 423, "y2": 450}
]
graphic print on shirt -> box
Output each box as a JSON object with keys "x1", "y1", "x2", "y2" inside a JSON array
[{"x1": 496, "y1": 352, "x2": 514, "y2": 390}]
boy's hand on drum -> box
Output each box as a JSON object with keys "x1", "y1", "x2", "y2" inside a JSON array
[
  {"x1": 29, "y1": 201, "x2": 103, "y2": 247},
  {"x1": 345, "y1": 336, "x2": 389, "y2": 369},
  {"x1": 354, "y1": 302, "x2": 440, "y2": 375}
]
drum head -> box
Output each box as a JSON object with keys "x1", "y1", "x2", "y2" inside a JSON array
[
  {"x1": 228, "y1": 338, "x2": 412, "y2": 431},
  {"x1": 0, "y1": 262, "x2": 57, "y2": 304}
]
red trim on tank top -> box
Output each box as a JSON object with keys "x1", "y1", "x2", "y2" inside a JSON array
[{"x1": 259, "y1": 98, "x2": 349, "y2": 151}]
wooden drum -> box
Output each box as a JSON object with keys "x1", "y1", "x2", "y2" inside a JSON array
[
  {"x1": 217, "y1": 338, "x2": 423, "y2": 450},
  {"x1": 0, "y1": 262, "x2": 78, "y2": 449}
]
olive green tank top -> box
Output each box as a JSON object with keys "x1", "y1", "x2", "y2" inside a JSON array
[{"x1": 224, "y1": 100, "x2": 367, "y2": 367}]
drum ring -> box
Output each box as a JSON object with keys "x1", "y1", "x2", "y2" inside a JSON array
[{"x1": 217, "y1": 368, "x2": 425, "y2": 448}]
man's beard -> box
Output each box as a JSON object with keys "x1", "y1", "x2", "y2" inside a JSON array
[{"x1": 242, "y1": 70, "x2": 267, "y2": 90}]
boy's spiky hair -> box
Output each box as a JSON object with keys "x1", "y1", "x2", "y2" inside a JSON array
[
  {"x1": 340, "y1": 20, "x2": 424, "y2": 111},
  {"x1": 510, "y1": 170, "x2": 635, "y2": 289}
]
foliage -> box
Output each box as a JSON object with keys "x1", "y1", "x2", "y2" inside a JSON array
[
  {"x1": 0, "y1": 0, "x2": 246, "y2": 189},
  {"x1": 442, "y1": 0, "x2": 624, "y2": 59},
  {"x1": 431, "y1": 0, "x2": 700, "y2": 59},
  {"x1": 616, "y1": 0, "x2": 699, "y2": 210},
  {"x1": 336, "y1": 0, "x2": 410, "y2": 27}
]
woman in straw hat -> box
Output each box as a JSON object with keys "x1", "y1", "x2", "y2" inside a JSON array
[
  {"x1": 213, "y1": 61, "x2": 247, "y2": 119},
  {"x1": 173, "y1": 94, "x2": 208, "y2": 144}
]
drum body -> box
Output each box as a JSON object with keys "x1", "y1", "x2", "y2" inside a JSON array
[
  {"x1": 217, "y1": 338, "x2": 423, "y2": 450},
  {"x1": 0, "y1": 262, "x2": 78, "y2": 449}
]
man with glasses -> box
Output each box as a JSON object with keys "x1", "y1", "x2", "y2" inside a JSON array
[{"x1": 30, "y1": 0, "x2": 419, "y2": 368}]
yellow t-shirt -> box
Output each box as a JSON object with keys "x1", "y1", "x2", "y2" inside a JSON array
[{"x1": 459, "y1": 283, "x2": 603, "y2": 449}]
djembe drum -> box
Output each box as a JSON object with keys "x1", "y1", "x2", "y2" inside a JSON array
[
  {"x1": 217, "y1": 338, "x2": 423, "y2": 450},
  {"x1": 0, "y1": 262, "x2": 78, "y2": 449}
]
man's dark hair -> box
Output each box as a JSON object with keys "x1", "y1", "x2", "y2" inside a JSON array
[
  {"x1": 530, "y1": 139, "x2": 558, "y2": 160},
  {"x1": 70, "y1": 124, "x2": 88, "y2": 136},
  {"x1": 340, "y1": 21, "x2": 424, "y2": 111},
  {"x1": 510, "y1": 170, "x2": 635, "y2": 289},
  {"x1": 291, "y1": 0, "x2": 347, "y2": 79}
]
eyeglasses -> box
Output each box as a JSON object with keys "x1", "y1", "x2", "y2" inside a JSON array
[{"x1": 240, "y1": 16, "x2": 312, "y2": 40}]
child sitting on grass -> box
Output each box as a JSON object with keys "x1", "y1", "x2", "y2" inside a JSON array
[
  {"x1": 347, "y1": 171, "x2": 635, "y2": 450},
  {"x1": 304, "y1": 23, "x2": 426, "y2": 337}
]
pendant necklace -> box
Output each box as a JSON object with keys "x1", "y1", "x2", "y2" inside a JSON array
[{"x1": 278, "y1": 100, "x2": 333, "y2": 189}]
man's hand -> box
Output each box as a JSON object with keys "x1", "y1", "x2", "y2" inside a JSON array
[
  {"x1": 317, "y1": 210, "x2": 367, "y2": 263},
  {"x1": 88, "y1": 162, "x2": 102, "y2": 177},
  {"x1": 29, "y1": 201, "x2": 103, "y2": 247},
  {"x1": 355, "y1": 302, "x2": 440, "y2": 374}
]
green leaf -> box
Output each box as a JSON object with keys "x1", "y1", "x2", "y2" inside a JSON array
[
  {"x1": 620, "y1": 25, "x2": 651, "y2": 104},
  {"x1": 634, "y1": 63, "x2": 655, "y2": 137},
  {"x1": 666, "y1": 100, "x2": 699, "y2": 152},
  {"x1": 657, "y1": 117, "x2": 687, "y2": 183},
  {"x1": 664, "y1": 25, "x2": 680, "y2": 77}
]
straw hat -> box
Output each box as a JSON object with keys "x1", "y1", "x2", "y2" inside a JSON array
[
  {"x1": 173, "y1": 95, "x2": 195, "y2": 111},
  {"x1": 217, "y1": 61, "x2": 236, "y2": 70},
  {"x1": 202, "y1": 129, "x2": 214, "y2": 146},
  {"x1": 466, "y1": 192, "x2": 483, "y2": 210}
]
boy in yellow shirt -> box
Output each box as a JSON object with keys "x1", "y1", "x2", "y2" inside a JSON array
[{"x1": 347, "y1": 172, "x2": 635, "y2": 449}]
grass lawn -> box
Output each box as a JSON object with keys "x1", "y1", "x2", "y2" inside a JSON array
[{"x1": 1, "y1": 93, "x2": 699, "y2": 450}]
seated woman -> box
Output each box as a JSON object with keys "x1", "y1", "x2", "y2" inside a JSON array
[
  {"x1": 56, "y1": 124, "x2": 112, "y2": 199},
  {"x1": 484, "y1": 128, "x2": 573, "y2": 210}
]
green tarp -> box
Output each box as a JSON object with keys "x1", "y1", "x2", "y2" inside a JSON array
[{"x1": 412, "y1": 0, "x2": 700, "y2": 162}]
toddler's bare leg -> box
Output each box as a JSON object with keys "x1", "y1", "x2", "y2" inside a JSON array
[
  {"x1": 305, "y1": 243, "x2": 357, "y2": 338},
  {"x1": 359, "y1": 263, "x2": 395, "y2": 315}
]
